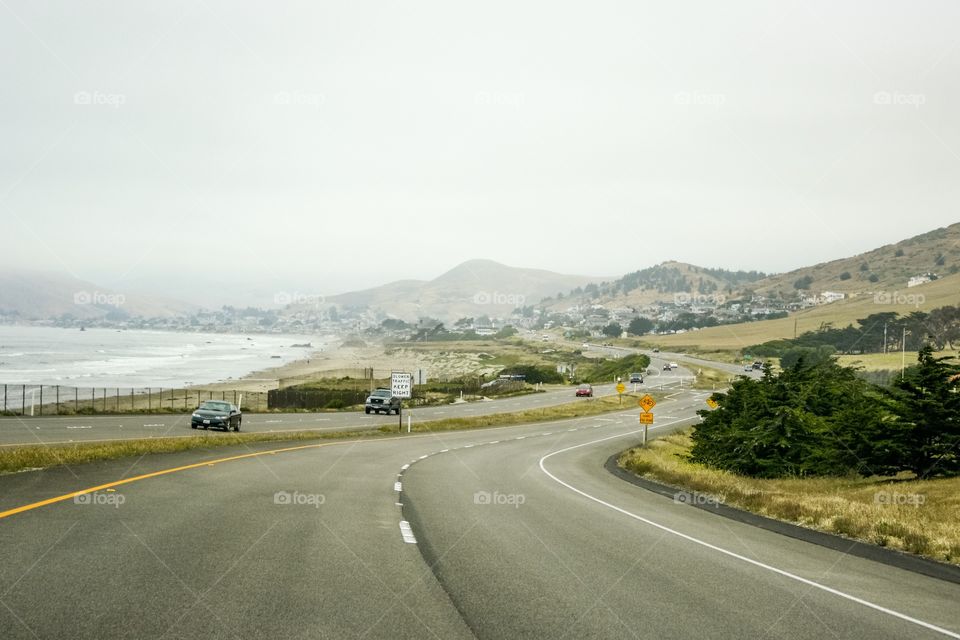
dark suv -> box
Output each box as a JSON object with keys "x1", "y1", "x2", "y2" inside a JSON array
[{"x1": 365, "y1": 388, "x2": 402, "y2": 415}]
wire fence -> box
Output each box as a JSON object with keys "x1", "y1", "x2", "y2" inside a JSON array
[{"x1": 0, "y1": 384, "x2": 269, "y2": 416}]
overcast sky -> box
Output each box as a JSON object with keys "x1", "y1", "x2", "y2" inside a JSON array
[{"x1": 1, "y1": 1, "x2": 958, "y2": 306}]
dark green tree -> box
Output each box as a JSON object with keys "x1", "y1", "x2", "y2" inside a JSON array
[
  {"x1": 602, "y1": 322, "x2": 622, "y2": 337},
  {"x1": 890, "y1": 346, "x2": 960, "y2": 478},
  {"x1": 627, "y1": 317, "x2": 654, "y2": 336}
]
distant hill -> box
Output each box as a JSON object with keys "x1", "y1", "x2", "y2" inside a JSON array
[
  {"x1": 540, "y1": 261, "x2": 767, "y2": 309},
  {"x1": 653, "y1": 271, "x2": 960, "y2": 352},
  {"x1": 0, "y1": 270, "x2": 196, "y2": 321},
  {"x1": 749, "y1": 223, "x2": 960, "y2": 298},
  {"x1": 321, "y1": 259, "x2": 604, "y2": 322}
]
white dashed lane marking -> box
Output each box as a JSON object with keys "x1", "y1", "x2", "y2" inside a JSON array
[{"x1": 398, "y1": 520, "x2": 417, "y2": 544}]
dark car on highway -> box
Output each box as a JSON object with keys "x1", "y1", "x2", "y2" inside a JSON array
[
  {"x1": 191, "y1": 400, "x2": 241, "y2": 431},
  {"x1": 629, "y1": 372, "x2": 644, "y2": 384},
  {"x1": 365, "y1": 388, "x2": 402, "y2": 414}
]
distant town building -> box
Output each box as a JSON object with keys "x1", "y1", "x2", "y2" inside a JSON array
[{"x1": 908, "y1": 273, "x2": 937, "y2": 287}]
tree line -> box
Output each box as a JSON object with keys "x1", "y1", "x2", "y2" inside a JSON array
[{"x1": 749, "y1": 306, "x2": 960, "y2": 358}]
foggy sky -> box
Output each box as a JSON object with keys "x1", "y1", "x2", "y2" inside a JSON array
[{"x1": 1, "y1": 1, "x2": 959, "y2": 306}]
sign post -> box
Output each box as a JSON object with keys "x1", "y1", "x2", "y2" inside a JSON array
[
  {"x1": 638, "y1": 394, "x2": 656, "y2": 446},
  {"x1": 639, "y1": 411, "x2": 653, "y2": 445},
  {"x1": 391, "y1": 371, "x2": 413, "y2": 432},
  {"x1": 616, "y1": 382, "x2": 625, "y2": 404}
]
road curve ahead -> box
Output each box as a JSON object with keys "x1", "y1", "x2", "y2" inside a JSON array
[{"x1": 1, "y1": 386, "x2": 957, "y2": 639}]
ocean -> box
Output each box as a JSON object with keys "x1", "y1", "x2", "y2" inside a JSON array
[{"x1": 0, "y1": 325, "x2": 324, "y2": 389}]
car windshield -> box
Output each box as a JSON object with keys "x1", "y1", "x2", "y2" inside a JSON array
[
  {"x1": 199, "y1": 401, "x2": 231, "y2": 411},
  {"x1": 579, "y1": 384, "x2": 591, "y2": 389},
  {"x1": 372, "y1": 389, "x2": 392, "y2": 397}
]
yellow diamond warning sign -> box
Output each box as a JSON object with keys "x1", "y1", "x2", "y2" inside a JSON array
[{"x1": 638, "y1": 394, "x2": 656, "y2": 412}]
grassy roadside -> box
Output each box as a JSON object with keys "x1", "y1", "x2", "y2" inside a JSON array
[
  {"x1": 391, "y1": 392, "x2": 657, "y2": 433},
  {"x1": 619, "y1": 430, "x2": 960, "y2": 564},
  {"x1": 0, "y1": 430, "x2": 388, "y2": 475},
  {"x1": 0, "y1": 391, "x2": 663, "y2": 475},
  {"x1": 687, "y1": 363, "x2": 737, "y2": 390}
]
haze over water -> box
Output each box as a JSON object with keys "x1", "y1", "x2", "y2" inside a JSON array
[{"x1": 0, "y1": 326, "x2": 321, "y2": 389}]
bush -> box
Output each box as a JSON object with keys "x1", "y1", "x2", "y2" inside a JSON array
[
  {"x1": 498, "y1": 364, "x2": 563, "y2": 384},
  {"x1": 579, "y1": 354, "x2": 651, "y2": 383}
]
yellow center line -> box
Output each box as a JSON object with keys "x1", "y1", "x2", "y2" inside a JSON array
[{"x1": 0, "y1": 440, "x2": 352, "y2": 521}]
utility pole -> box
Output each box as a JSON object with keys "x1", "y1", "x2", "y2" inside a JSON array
[{"x1": 901, "y1": 326, "x2": 907, "y2": 380}]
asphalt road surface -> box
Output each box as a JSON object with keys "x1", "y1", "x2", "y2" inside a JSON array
[
  {"x1": 0, "y1": 385, "x2": 603, "y2": 447},
  {"x1": 1, "y1": 384, "x2": 958, "y2": 639},
  {"x1": 0, "y1": 365, "x2": 697, "y2": 447}
]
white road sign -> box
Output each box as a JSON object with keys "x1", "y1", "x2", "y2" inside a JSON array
[{"x1": 391, "y1": 372, "x2": 413, "y2": 399}]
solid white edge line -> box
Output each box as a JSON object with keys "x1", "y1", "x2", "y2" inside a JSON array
[{"x1": 538, "y1": 420, "x2": 960, "y2": 640}]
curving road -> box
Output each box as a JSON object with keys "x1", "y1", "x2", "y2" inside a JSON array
[
  {"x1": 0, "y1": 356, "x2": 695, "y2": 447},
  {"x1": 1, "y1": 381, "x2": 958, "y2": 639}
]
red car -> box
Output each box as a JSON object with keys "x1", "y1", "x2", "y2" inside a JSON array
[{"x1": 575, "y1": 384, "x2": 593, "y2": 397}]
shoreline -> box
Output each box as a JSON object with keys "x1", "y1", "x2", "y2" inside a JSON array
[{"x1": 0, "y1": 325, "x2": 329, "y2": 392}]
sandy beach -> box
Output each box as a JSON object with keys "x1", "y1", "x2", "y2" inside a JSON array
[{"x1": 200, "y1": 338, "x2": 504, "y2": 392}]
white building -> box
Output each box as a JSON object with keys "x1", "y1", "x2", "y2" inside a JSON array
[{"x1": 908, "y1": 274, "x2": 935, "y2": 288}]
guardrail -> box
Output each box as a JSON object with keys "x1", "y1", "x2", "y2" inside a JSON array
[{"x1": 0, "y1": 384, "x2": 268, "y2": 416}]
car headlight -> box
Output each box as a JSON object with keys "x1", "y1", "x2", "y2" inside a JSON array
[{"x1": 192, "y1": 413, "x2": 200, "y2": 418}]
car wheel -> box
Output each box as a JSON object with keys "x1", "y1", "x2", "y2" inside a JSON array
[
  {"x1": 191, "y1": 424, "x2": 197, "y2": 429},
  {"x1": 396, "y1": 407, "x2": 401, "y2": 415},
  {"x1": 235, "y1": 418, "x2": 241, "y2": 432},
  {"x1": 202, "y1": 424, "x2": 208, "y2": 430},
  {"x1": 365, "y1": 408, "x2": 370, "y2": 414}
]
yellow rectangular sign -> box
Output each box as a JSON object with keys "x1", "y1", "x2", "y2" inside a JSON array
[{"x1": 639, "y1": 412, "x2": 654, "y2": 424}]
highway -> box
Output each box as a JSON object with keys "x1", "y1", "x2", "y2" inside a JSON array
[
  {"x1": 1, "y1": 382, "x2": 958, "y2": 639},
  {"x1": 0, "y1": 356, "x2": 694, "y2": 447}
]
